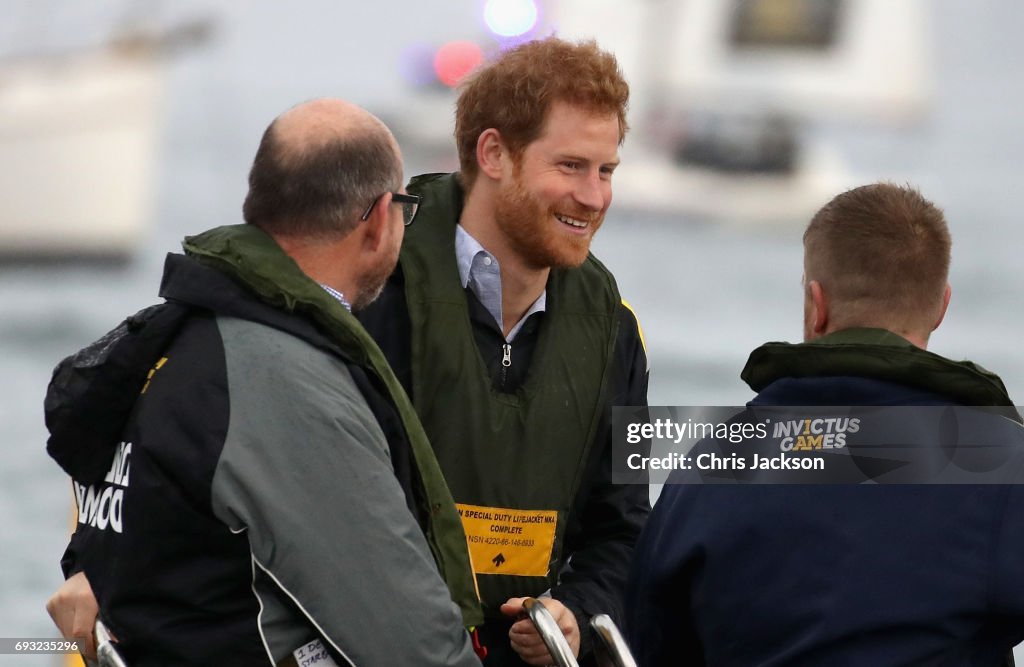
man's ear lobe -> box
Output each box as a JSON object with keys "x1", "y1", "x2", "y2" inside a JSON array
[
  {"x1": 362, "y1": 192, "x2": 391, "y2": 251},
  {"x1": 810, "y1": 280, "x2": 829, "y2": 335},
  {"x1": 476, "y1": 129, "x2": 507, "y2": 180},
  {"x1": 933, "y1": 283, "x2": 951, "y2": 331}
]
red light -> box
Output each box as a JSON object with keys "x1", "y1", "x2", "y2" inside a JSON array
[{"x1": 433, "y1": 41, "x2": 485, "y2": 88}]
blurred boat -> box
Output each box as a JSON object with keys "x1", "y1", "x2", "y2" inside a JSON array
[
  {"x1": 0, "y1": 18, "x2": 212, "y2": 262},
  {"x1": 549, "y1": 0, "x2": 933, "y2": 226}
]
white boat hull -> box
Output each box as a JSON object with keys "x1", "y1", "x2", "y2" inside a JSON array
[
  {"x1": 0, "y1": 50, "x2": 163, "y2": 259},
  {"x1": 612, "y1": 142, "x2": 856, "y2": 228}
]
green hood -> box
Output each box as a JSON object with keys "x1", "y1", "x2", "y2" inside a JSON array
[{"x1": 742, "y1": 327, "x2": 1013, "y2": 407}]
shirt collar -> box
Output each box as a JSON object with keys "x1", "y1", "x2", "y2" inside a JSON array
[
  {"x1": 454, "y1": 224, "x2": 546, "y2": 341},
  {"x1": 455, "y1": 224, "x2": 492, "y2": 289},
  {"x1": 319, "y1": 284, "x2": 351, "y2": 312}
]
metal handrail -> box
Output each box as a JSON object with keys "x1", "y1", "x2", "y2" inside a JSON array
[
  {"x1": 95, "y1": 619, "x2": 128, "y2": 667},
  {"x1": 590, "y1": 614, "x2": 638, "y2": 667},
  {"x1": 523, "y1": 597, "x2": 579, "y2": 667}
]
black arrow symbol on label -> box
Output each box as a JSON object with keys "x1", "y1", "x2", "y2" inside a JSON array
[{"x1": 492, "y1": 553, "x2": 506, "y2": 567}]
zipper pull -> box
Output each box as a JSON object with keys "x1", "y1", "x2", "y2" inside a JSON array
[{"x1": 502, "y1": 343, "x2": 512, "y2": 368}]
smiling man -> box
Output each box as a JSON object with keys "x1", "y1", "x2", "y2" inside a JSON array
[{"x1": 358, "y1": 38, "x2": 650, "y2": 666}]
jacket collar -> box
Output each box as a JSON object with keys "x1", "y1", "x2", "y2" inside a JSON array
[
  {"x1": 741, "y1": 327, "x2": 1013, "y2": 407},
  {"x1": 182, "y1": 224, "x2": 342, "y2": 316}
]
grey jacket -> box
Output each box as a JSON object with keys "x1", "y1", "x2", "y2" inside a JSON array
[{"x1": 53, "y1": 248, "x2": 480, "y2": 666}]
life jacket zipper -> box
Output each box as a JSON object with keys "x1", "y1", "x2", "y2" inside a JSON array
[{"x1": 500, "y1": 342, "x2": 511, "y2": 387}]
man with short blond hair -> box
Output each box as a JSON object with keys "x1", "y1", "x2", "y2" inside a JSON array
[
  {"x1": 627, "y1": 183, "x2": 1024, "y2": 666},
  {"x1": 802, "y1": 183, "x2": 952, "y2": 341}
]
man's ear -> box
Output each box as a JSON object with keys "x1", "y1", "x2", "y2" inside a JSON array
[
  {"x1": 933, "y1": 283, "x2": 951, "y2": 331},
  {"x1": 476, "y1": 128, "x2": 508, "y2": 180},
  {"x1": 809, "y1": 279, "x2": 829, "y2": 337},
  {"x1": 361, "y1": 192, "x2": 391, "y2": 253}
]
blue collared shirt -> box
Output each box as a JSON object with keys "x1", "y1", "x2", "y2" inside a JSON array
[
  {"x1": 455, "y1": 224, "x2": 546, "y2": 341},
  {"x1": 320, "y1": 284, "x2": 351, "y2": 312}
]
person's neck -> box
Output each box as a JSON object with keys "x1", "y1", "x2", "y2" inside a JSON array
[
  {"x1": 272, "y1": 233, "x2": 358, "y2": 303},
  {"x1": 820, "y1": 325, "x2": 930, "y2": 350},
  {"x1": 898, "y1": 331, "x2": 930, "y2": 350},
  {"x1": 461, "y1": 185, "x2": 549, "y2": 337}
]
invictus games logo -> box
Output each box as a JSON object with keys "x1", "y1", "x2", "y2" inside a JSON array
[{"x1": 772, "y1": 417, "x2": 860, "y2": 452}]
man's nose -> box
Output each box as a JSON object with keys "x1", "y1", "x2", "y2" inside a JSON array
[{"x1": 574, "y1": 172, "x2": 608, "y2": 212}]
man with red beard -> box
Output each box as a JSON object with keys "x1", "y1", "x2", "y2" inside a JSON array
[{"x1": 358, "y1": 37, "x2": 650, "y2": 666}]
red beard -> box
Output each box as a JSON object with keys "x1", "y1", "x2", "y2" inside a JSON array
[{"x1": 493, "y1": 174, "x2": 603, "y2": 270}]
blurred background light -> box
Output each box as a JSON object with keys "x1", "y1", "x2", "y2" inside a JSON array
[
  {"x1": 433, "y1": 40, "x2": 484, "y2": 87},
  {"x1": 484, "y1": 0, "x2": 538, "y2": 38},
  {"x1": 399, "y1": 42, "x2": 440, "y2": 87}
]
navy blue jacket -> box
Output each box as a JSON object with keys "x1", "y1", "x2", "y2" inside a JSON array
[{"x1": 626, "y1": 330, "x2": 1024, "y2": 666}]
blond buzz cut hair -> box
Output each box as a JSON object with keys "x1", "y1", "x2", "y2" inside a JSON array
[{"x1": 803, "y1": 183, "x2": 952, "y2": 332}]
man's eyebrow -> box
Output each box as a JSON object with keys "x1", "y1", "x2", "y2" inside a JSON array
[{"x1": 553, "y1": 154, "x2": 621, "y2": 167}]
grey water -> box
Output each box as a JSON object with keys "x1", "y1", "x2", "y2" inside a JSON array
[{"x1": 2, "y1": 0, "x2": 1024, "y2": 662}]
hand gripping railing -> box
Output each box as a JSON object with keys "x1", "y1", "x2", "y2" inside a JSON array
[{"x1": 523, "y1": 597, "x2": 579, "y2": 667}]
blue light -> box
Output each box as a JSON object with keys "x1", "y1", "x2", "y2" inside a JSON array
[
  {"x1": 398, "y1": 43, "x2": 440, "y2": 87},
  {"x1": 484, "y1": 0, "x2": 538, "y2": 38}
]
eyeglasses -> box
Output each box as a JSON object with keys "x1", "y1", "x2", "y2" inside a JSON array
[{"x1": 360, "y1": 192, "x2": 421, "y2": 226}]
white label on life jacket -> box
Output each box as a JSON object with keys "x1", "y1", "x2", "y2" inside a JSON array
[{"x1": 292, "y1": 638, "x2": 338, "y2": 667}]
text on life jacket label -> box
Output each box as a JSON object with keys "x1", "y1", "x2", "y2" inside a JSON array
[{"x1": 456, "y1": 503, "x2": 557, "y2": 577}]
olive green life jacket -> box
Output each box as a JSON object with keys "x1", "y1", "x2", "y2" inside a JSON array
[
  {"x1": 403, "y1": 173, "x2": 621, "y2": 614},
  {"x1": 183, "y1": 224, "x2": 483, "y2": 626}
]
